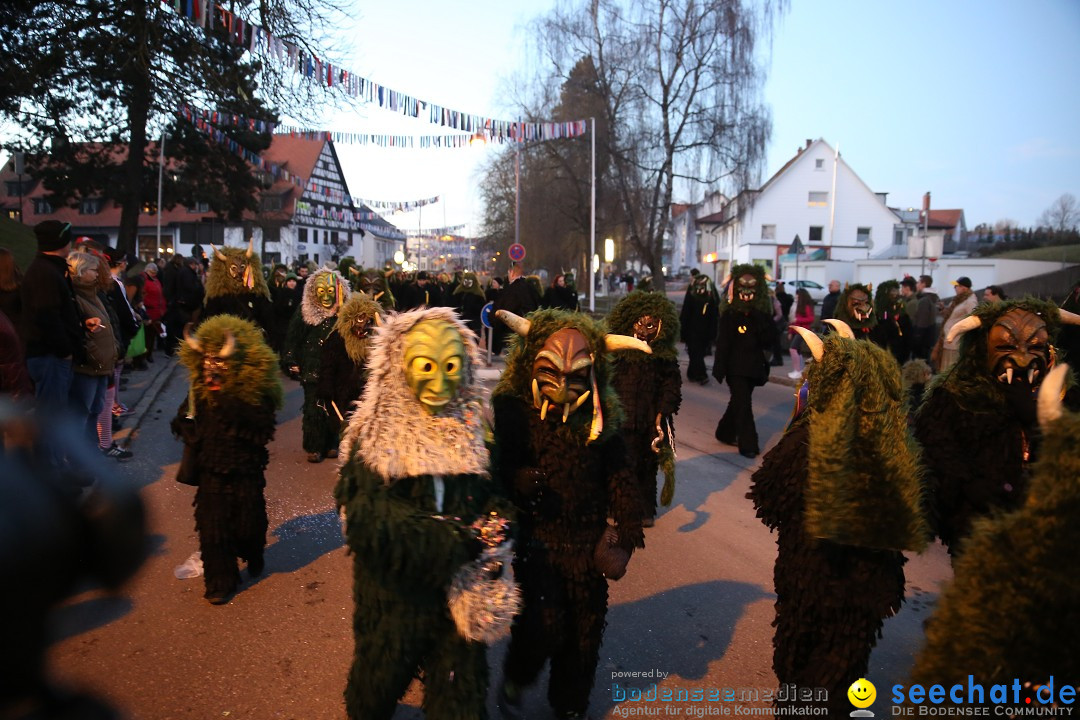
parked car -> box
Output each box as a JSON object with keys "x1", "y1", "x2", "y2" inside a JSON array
[{"x1": 770, "y1": 279, "x2": 829, "y2": 303}]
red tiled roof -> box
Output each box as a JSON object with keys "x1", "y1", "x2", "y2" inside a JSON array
[
  {"x1": 926, "y1": 209, "x2": 963, "y2": 229},
  {"x1": 670, "y1": 203, "x2": 691, "y2": 219}
]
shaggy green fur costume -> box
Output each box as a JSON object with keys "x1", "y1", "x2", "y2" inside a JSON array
[
  {"x1": 172, "y1": 315, "x2": 281, "y2": 602},
  {"x1": 911, "y1": 400, "x2": 1080, "y2": 692},
  {"x1": 334, "y1": 307, "x2": 510, "y2": 720},
  {"x1": 283, "y1": 269, "x2": 351, "y2": 458},
  {"x1": 914, "y1": 298, "x2": 1072, "y2": 554},
  {"x1": 803, "y1": 336, "x2": 928, "y2": 550},
  {"x1": 607, "y1": 291, "x2": 682, "y2": 514},
  {"x1": 748, "y1": 334, "x2": 927, "y2": 717},
  {"x1": 316, "y1": 294, "x2": 382, "y2": 429},
  {"x1": 202, "y1": 244, "x2": 273, "y2": 332},
  {"x1": 492, "y1": 309, "x2": 644, "y2": 719}
]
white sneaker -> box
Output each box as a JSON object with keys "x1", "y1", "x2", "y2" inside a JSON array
[{"x1": 787, "y1": 370, "x2": 803, "y2": 379}]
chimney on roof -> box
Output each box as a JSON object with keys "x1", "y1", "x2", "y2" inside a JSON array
[{"x1": 805, "y1": 139, "x2": 812, "y2": 149}]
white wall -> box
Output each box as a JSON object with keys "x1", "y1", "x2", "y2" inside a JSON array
[{"x1": 845, "y1": 258, "x2": 1071, "y2": 292}]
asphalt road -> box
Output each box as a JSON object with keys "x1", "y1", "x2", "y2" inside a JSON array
[{"x1": 46, "y1": 347, "x2": 952, "y2": 720}]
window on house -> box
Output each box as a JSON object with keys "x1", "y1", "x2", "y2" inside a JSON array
[
  {"x1": 815, "y1": 159, "x2": 824, "y2": 170},
  {"x1": 761, "y1": 224, "x2": 776, "y2": 240},
  {"x1": 138, "y1": 235, "x2": 173, "y2": 259},
  {"x1": 894, "y1": 229, "x2": 905, "y2": 246},
  {"x1": 33, "y1": 198, "x2": 53, "y2": 214},
  {"x1": 298, "y1": 228, "x2": 308, "y2": 246},
  {"x1": 187, "y1": 201, "x2": 210, "y2": 213},
  {"x1": 856, "y1": 227, "x2": 871, "y2": 244},
  {"x1": 312, "y1": 230, "x2": 319, "y2": 245},
  {"x1": 263, "y1": 226, "x2": 280, "y2": 244},
  {"x1": 330, "y1": 231, "x2": 339, "y2": 248},
  {"x1": 5, "y1": 180, "x2": 31, "y2": 195},
  {"x1": 808, "y1": 226, "x2": 823, "y2": 242},
  {"x1": 260, "y1": 194, "x2": 282, "y2": 212},
  {"x1": 808, "y1": 191, "x2": 828, "y2": 206},
  {"x1": 6, "y1": 209, "x2": 19, "y2": 220},
  {"x1": 80, "y1": 198, "x2": 103, "y2": 215}
]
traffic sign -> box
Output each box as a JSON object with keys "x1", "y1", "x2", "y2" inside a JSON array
[
  {"x1": 480, "y1": 301, "x2": 495, "y2": 329},
  {"x1": 508, "y1": 243, "x2": 526, "y2": 262}
]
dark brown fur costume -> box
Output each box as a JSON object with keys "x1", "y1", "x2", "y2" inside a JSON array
[{"x1": 492, "y1": 309, "x2": 645, "y2": 718}]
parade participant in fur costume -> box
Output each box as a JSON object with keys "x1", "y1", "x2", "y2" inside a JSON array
[
  {"x1": 749, "y1": 321, "x2": 928, "y2": 717},
  {"x1": 172, "y1": 315, "x2": 282, "y2": 604},
  {"x1": 914, "y1": 298, "x2": 1080, "y2": 557},
  {"x1": 316, "y1": 294, "x2": 382, "y2": 432},
  {"x1": 357, "y1": 267, "x2": 397, "y2": 311},
  {"x1": 201, "y1": 239, "x2": 273, "y2": 333},
  {"x1": 832, "y1": 282, "x2": 877, "y2": 341},
  {"x1": 679, "y1": 272, "x2": 719, "y2": 384},
  {"x1": 607, "y1": 290, "x2": 682, "y2": 526},
  {"x1": 911, "y1": 363, "x2": 1078, "y2": 696},
  {"x1": 283, "y1": 268, "x2": 351, "y2": 463},
  {"x1": 871, "y1": 279, "x2": 910, "y2": 363},
  {"x1": 452, "y1": 271, "x2": 487, "y2": 336},
  {"x1": 492, "y1": 308, "x2": 649, "y2": 720},
  {"x1": 334, "y1": 306, "x2": 516, "y2": 720},
  {"x1": 712, "y1": 264, "x2": 775, "y2": 458}
]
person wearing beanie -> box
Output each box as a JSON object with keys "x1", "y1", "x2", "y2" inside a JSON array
[{"x1": 20, "y1": 221, "x2": 84, "y2": 415}]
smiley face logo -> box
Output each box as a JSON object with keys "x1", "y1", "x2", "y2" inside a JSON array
[{"x1": 848, "y1": 678, "x2": 876, "y2": 709}]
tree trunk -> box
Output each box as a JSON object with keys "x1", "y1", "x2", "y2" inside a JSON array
[{"x1": 118, "y1": 91, "x2": 149, "y2": 256}]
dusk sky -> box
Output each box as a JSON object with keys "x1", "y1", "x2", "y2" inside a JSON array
[{"x1": 322, "y1": 0, "x2": 1080, "y2": 235}]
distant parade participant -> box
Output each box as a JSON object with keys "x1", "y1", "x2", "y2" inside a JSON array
[
  {"x1": 749, "y1": 323, "x2": 927, "y2": 718},
  {"x1": 871, "y1": 279, "x2": 910, "y2": 363},
  {"x1": 172, "y1": 315, "x2": 282, "y2": 605},
  {"x1": 712, "y1": 264, "x2": 774, "y2": 458},
  {"x1": 284, "y1": 268, "x2": 351, "y2": 463},
  {"x1": 542, "y1": 273, "x2": 579, "y2": 312},
  {"x1": 356, "y1": 267, "x2": 397, "y2": 312},
  {"x1": 334, "y1": 306, "x2": 516, "y2": 720},
  {"x1": 915, "y1": 298, "x2": 1080, "y2": 558},
  {"x1": 201, "y1": 239, "x2": 273, "y2": 334},
  {"x1": 316, "y1": 294, "x2": 382, "y2": 433},
  {"x1": 492, "y1": 308, "x2": 648, "y2": 720},
  {"x1": 832, "y1": 282, "x2": 876, "y2": 341},
  {"x1": 452, "y1": 270, "x2": 487, "y2": 336},
  {"x1": 606, "y1": 290, "x2": 682, "y2": 526},
  {"x1": 679, "y1": 270, "x2": 719, "y2": 384},
  {"x1": 912, "y1": 363, "x2": 1079, "y2": 693}
]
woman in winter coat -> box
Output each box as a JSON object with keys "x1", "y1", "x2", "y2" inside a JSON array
[
  {"x1": 141, "y1": 263, "x2": 166, "y2": 359},
  {"x1": 787, "y1": 289, "x2": 816, "y2": 379},
  {"x1": 67, "y1": 251, "x2": 121, "y2": 451}
]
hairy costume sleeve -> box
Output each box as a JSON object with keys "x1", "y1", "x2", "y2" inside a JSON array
[
  {"x1": 335, "y1": 461, "x2": 481, "y2": 592},
  {"x1": 490, "y1": 395, "x2": 540, "y2": 509},
  {"x1": 748, "y1": 419, "x2": 809, "y2": 530},
  {"x1": 657, "y1": 357, "x2": 683, "y2": 417},
  {"x1": 604, "y1": 434, "x2": 645, "y2": 551},
  {"x1": 282, "y1": 311, "x2": 306, "y2": 372},
  {"x1": 316, "y1": 332, "x2": 345, "y2": 402}
]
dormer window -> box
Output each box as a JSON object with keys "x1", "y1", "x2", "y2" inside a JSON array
[{"x1": 80, "y1": 198, "x2": 103, "y2": 215}]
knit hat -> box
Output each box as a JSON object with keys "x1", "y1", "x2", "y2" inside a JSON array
[
  {"x1": 34, "y1": 220, "x2": 72, "y2": 252},
  {"x1": 104, "y1": 246, "x2": 126, "y2": 267}
]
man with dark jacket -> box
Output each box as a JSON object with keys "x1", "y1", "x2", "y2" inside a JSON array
[
  {"x1": 20, "y1": 221, "x2": 85, "y2": 410},
  {"x1": 492, "y1": 264, "x2": 541, "y2": 353}
]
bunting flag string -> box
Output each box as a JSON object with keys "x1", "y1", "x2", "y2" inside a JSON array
[
  {"x1": 275, "y1": 126, "x2": 559, "y2": 148},
  {"x1": 412, "y1": 224, "x2": 468, "y2": 238},
  {"x1": 179, "y1": 109, "x2": 302, "y2": 188},
  {"x1": 164, "y1": 1, "x2": 590, "y2": 142},
  {"x1": 179, "y1": 104, "x2": 276, "y2": 134},
  {"x1": 355, "y1": 196, "x2": 440, "y2": 212}
]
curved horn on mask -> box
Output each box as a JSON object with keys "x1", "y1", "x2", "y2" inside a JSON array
[
  {"x1": 1037, "y1": 363, "x2": 1068, "y2": 430},
  {"x1": 246, "y1": 237, "x2": 254, "y2": 258},
  {"x1": 183, "y1": 323, "x2": 202, "y2": 353},
  {"x1": 823, "y1": 318, "x2": 855, "y2": 339},
  {"x1": 945, "y1": 314, "x2": 983, "y2": 345},
  {"x1": 764, "y1": 272, "x2": 774, "y2": 283},
  {"x1": 218, "y1": 330, "x2": 236, "y2": 358},
  {"x1": 791, "y1": 326, "x2": 824, "y2": 363},
  {"x1": 605, "y1": 335, "x2": 653, "y2": 354},
  {"x1": 211, "y1": 244, "x2": 226, "y2": 262},
  {"x1": 1059, "y1": 309, "x2": 1080, "y2": 326},
  {"x1": 495, "y1": 309, "x2": 531, "y2": 337}
]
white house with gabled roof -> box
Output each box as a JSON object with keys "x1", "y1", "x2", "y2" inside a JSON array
[{"x1": 695, "y1": 138, "x2": 907, "y2": 280}]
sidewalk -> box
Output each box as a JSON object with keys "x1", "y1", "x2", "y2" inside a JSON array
[{"x1": 113, "y1": 351, "x2": 182, "y2": 448}]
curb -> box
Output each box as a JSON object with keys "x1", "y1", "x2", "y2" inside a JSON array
[{"x1": 114, "y1": 359, "x2": 182, "y2": 448}]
